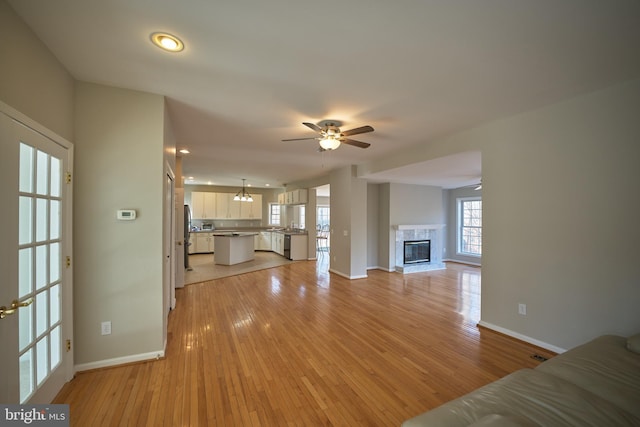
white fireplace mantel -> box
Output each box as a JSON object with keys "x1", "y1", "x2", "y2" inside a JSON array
[{"x1": 394, "y1": 224, "x2": 445, "y2": 230}]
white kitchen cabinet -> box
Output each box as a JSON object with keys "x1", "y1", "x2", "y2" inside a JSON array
[
  {"x1": 290, "y1": 234, "x2": 308, "y2": 260},
  {"x1": 292, "y1": 189, "x2": 307, "y2": 204},
  {"x1": 215, "y1": 193, "x2": 241, "y2": 219},
  {"x1": 272, "y1": 232, "x2": 284, "y2": 256},
  {"x1": 240, "y1": 194, "x2": 262, "y2": 219},
  {"x1": 280, "y1": 189, "x2": 308, "y2": 205},
  {"x1": 191, "y1": 191, "x2": 216, "y2": 219},
  {"x1": 256, "y1": 231, "x2": 272, "y2": 250},
  {"x1": 229, "y1": 197, "x2": 241, "y2": 219},
  {"x1": 193, "y1": 232, "x2": 215, "y2": 253},
  {"x1": 215, "y1": 193, "x2": 229, "y2": 218}
]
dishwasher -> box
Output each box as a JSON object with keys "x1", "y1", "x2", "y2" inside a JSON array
[{"x1": 284, "y1": 234, "x2": 291, "y2": 260}]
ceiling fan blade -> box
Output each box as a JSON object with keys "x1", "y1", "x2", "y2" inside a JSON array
[
  {"x1": 281, "y1": 137, "x2": 318, "y2": 142},
  {"x1": 341, "y1": 125, "x2": 374, "y2": 137},
  {"x1": 340, "y1": 138, "x2": 371, "y2": 149},
  {"x1": 302, "y1": 122, "x2": 323, "y2": 133}
]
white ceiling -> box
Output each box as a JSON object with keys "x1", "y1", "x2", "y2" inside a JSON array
[{"x1": 9, "y1": 0, "x2": 640, "y2": 189}]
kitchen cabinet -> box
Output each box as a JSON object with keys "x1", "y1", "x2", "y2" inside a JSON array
[
  {"x1": 279, "y1": 189, "x2": 308, "y2": 205},
  {"x1": 191, "y1": 191, "x2": 216, "y2": 219},
  {"x1": 292, "y1": 189, "x2": 307, "y2": 204},
  {"x1": 256, "y1": 231, "x2": 272, "y2": 250},
  {"x1": 289, "y1": 234, "x2": 308, "y2": 260},
  {"x1": 215, "y1": 193, "x2": 241, "y2": 219},
  {"x1": 191, "y1": 191, "x2": 264, "y2": 220},
  {"x1": 193, "y1": 232, "x2": 215, "y2": 253},
  {"x1": 240, "y1": 194, "x2": 262, "y2": 219},
  {"x1": 272, "y1": 232, "x2": 284, "y2": 256}
]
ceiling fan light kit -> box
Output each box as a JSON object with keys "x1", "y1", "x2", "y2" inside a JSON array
[
  {"x1": 282, "y1": 120, "x2": 374, "y2": 151},
  {"x1": 319, "y1": 137, "x2": 341, "y2": 150}
]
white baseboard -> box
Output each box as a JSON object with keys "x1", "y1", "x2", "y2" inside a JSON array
[
  {"x1": 443, "y1": 258, "x2": 482, "y2": 267},
  {"x1": 367, "y1": 266, "x2": 396, "y2": 272},
  {"x1": 477, "y1": 321, "x2": 567, "y2": 354},
  {"x1": 75, "y1": 350, "x2": 165, "y2": 372},
  {"x1": 328, "y1": 269, "x2": 368, "y2": 280}
]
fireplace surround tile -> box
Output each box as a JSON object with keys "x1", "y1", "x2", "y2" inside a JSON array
[{"x1": 394, "y1": 224, "x2": 445, "y2": 273}]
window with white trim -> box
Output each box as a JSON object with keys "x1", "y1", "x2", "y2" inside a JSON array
[
  {"x1": 457, "y1": 197, "x2": 482, "y2": 256},
  {"x1": 317, "y1": 206, "x2": 329, "y2": 228},
  {"x1": 269, "y1": 203, "x2": 281, "y2": 226},
  {"x1": 299, "y1": 205, "x2": 305, "y2": 229}
]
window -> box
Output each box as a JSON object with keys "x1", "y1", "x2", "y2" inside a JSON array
[
  {"x1": 299, "y1": 205, "x2": 305, "y2": 229},
  {"x1": 269, "y1": 203, "x2": 281, "y2": 226},
  {"x1": 317, "y1": 206, "x2": 330, "y2": 228},
  {"x1": 458, "y1": 197, "x2": 482, "y2": 256}
]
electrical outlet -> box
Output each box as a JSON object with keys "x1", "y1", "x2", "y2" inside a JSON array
[
  {"x1": 101, "y1": 321, "x2": 112, "y2": 335},
  {"x1": 518, "y1": 304, "x2": 527, "y2": 316}
]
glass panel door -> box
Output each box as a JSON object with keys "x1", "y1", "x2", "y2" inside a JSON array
[
  {"x1": 18, "y1": 142, "x2": 64, "y2": 402},
  {"x1": 0, "y1": 111, "x2": 72, "y2": 404}
]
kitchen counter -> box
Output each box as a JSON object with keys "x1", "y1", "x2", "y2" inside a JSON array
[{"x1": 213, "y1": 233, "x2": 256, "y2": 265}]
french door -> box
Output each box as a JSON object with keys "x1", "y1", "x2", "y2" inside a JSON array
[{"x1": 0, "y1": 107, "x2": 73, "y2": 403}]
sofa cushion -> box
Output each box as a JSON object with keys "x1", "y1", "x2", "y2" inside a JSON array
[
  {"x1": 627, "y1": 333, "x2": 640, "y2": 354},
  {"x1": 536, "y1": 335, "x2": 640, "y2": 418},
  {"x1": 401, "y1": 369, "x2": 640, "y2": 427},
  {"x1": 467, "y1": 414, "x2": 534, "y2": 427}
]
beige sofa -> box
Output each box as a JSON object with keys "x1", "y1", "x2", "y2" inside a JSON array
[{"x1": 402, "y1": 334, "x2": 640, "y2": 426}]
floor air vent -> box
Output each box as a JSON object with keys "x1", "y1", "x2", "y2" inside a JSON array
[{"x1": 531, "y1": 354, "x2": 548, "y2": 362}]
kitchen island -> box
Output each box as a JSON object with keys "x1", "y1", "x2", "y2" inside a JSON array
[{"x1": 213, "y1": 233, "x2": 258, "y2": 265}]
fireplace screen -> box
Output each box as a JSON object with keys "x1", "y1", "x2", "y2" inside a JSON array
[{"x1": 404, "y1": 240, "x2": 431, "y2": 264}]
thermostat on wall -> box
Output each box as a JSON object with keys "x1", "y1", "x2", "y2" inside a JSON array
[{"x1": 117, "y1": 209, "x2": 137, "y2": 220}]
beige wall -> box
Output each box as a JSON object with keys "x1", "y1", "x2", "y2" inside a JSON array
[
  {"x1": 74, "y1": 82, "x2": 167, "y2": 365},
  {"x1": 360, "y1": 78, "x2": 640, "y2": 351},
  {"x1": 0, "y1": 0, "x2": 74, "y2": 140},
  {"x1": 479, "y1": 78, "x2": 640, "y2": 351},
  {"x1": 329, "y1": 166, "x2": 368, "y2": 278}
]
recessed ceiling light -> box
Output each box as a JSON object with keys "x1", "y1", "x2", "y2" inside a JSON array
[
  {"x1": 179, "y1": 149, "x2": 190, "y2": 154},
  {"x1": 265, "y1": 184, "x2": 270, "y2": 187},
  {"x1": 150, "y1": 32, "x2": 184, "y2": 52}
]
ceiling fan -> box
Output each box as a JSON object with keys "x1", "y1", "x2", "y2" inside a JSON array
[{"x1": 282, "y1": 120, "x2": 374, "y2": 151}]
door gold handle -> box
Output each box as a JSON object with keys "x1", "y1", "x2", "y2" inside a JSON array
[{"x1": 0, "y1": 298, "x2": 33, "y2": 319}]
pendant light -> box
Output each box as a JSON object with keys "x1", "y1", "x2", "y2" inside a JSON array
[{"x1": 233, "y1": 179, "x2": 253, "y2": 202}]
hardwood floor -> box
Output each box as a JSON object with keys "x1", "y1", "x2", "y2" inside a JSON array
[{"x1": 54, "y1": 261, "x2": 555, "y2": 426}]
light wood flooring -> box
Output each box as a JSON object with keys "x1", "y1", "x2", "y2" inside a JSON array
[{"x1": 54, "y1": 261, "x2": 556, "y2": 426}]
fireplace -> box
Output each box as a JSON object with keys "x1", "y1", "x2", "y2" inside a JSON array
[
  {"x1": 404, "y1": 240, "x2": 431, "y2": 264},
  {"x1": 394, "y1": 224, "x2": 444, "y2": 273}
]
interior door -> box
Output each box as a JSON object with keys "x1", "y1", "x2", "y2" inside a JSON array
[{"x1": 0, "y1": 109, "x2": 73, "y2": 403}]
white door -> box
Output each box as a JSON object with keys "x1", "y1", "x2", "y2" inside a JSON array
[{"x1": 0, "y1": 109, "x2": 73, "y2": 403}]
